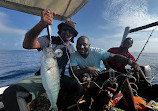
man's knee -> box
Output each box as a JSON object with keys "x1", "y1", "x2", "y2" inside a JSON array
[
  {"x1": 2, "y1": 85, "x2": 32, "y2": 111},
  {"x1": 3, "y1": 84, "x2": 32, "y2": 102},
  {"x1": 72, "y1": 82, "x2": 83, "y2": 95}
]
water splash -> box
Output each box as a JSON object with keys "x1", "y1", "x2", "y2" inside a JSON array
[{"x1": 103, "y1": 0, "x2": 156, "y2": 27}]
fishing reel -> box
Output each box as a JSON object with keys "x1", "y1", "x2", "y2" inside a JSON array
[{"x1": 82, "y1": 73, "x2": 92, "y2": 82}]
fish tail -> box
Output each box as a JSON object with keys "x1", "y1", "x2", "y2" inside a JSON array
[
  {"x1": 49, "y1": 104, "x2": 58, "y2": 111},
  {"x1": 48, "y1": 105, "x2": 52, "y2": 111}
]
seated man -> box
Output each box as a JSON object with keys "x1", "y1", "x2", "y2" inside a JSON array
[
  {"x1": 69, "y1": 36, "x2": 143, "y2": 111},
  {"x1": 107, "y1": 37, "x2": 151, "y2": 86}
]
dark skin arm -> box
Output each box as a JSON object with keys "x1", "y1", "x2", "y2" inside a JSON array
[
  {"x1": 104, "y1": 53, "x2": 132, "y2": 70},
  {"x1": 70, "y1": 66, "x2": 101, "y2": 78},
  {"x1": 128, "y1": 58, "x2": 152, "y2": 86},
  {"x1": 23, "y1": 9, "x2": 56, "y2": 49},
  {"x1": 103, "y1": 60, "x2": 114, "y2": 71},
  {"x1": 108, "y1": 53, "x2": 152, "y2": 86}
]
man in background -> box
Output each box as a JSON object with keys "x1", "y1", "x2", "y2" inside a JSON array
[{"x1": 107, "y1": 37, "x2": 151, "y2": 86}]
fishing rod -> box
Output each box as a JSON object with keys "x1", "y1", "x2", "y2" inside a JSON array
[{"x1": 136, "y1": 25, "x2": 158, "y2": 61}]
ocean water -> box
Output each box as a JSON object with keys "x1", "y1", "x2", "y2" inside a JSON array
[
  {"x1": 0, "y1": 50, "x2": 158, "y2": 87},
  {"x1": 0, "y1": 50, "x2": 41, "y2": 87}
]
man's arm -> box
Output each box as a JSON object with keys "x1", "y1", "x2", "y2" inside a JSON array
[
  {"x1": 108, "y1": 53, "x2": 152, "y2": 86},
  {"x1": 108, "y1": 53, "x2": 144, "y2": 70},
  {"x1": 23, "y1": 10, "x2": 56, "y2": 49},
  {"x1": 103, "y1": 60, "x2": 113, "y2": 70},
  {"x1": 128, "y1": 59, "x2": 152, "y2": 86},
  {"x1": 107, "y1": 53, "x2": 130, "y2": 65},
  {"x1": 69, "y1": 66, "x2": 101, "y2": 78}
]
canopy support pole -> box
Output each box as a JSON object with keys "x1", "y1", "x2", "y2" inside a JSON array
[
  {"x1": 121, "y1": 21, "x2": 158, "y2": 44},
  {"x1": 121, "y1": 27, "x2": 130, "y2": 44},
  {"x1": 129, "y1": 21, "x2": 158, "y2": 33}
]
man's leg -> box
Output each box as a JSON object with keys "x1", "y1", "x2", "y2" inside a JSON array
[
  {"x1": 2, "y1": 85, "x2": 32, "y2": 111},
  {"x1": 2, "y1": 75, "x2": 44, "y2": 111},
  {"x1": 57, "y1": 76, "x2": 83, "y2": 110},
  {"x1": 117, "y1": 75, "x2": 137, "y2": 111}
]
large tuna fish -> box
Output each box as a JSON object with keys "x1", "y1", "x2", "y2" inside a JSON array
[{"x1": 40, "y1": 46, "x2": 60, "y2": 111}]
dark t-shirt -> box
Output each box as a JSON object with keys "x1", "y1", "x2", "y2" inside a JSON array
[{"x1": 38, "y1": 36, "x2": 74, "y2": 75}]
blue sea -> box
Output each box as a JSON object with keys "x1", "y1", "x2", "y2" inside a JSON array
[{"x1": 0, "y1": 50, "x2": 158, "y2": 87}]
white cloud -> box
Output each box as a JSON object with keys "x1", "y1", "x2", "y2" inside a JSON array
[
  {"x1": 89, "y1": 36, "x2": 121, "y2": 51},
  {"x1": 0, "y1": 11, "x2": 27, "y2": 35},
  {"x1": 111, "y1": 33, "x2": 124, "y2": 38},
  {"x1": 150, "y1": 38, "x2": 158, "y2": 42},
  {"x1": 103, "y1": 0, "x2": 158, "y2": 29},
  {"x1": 0, "y1": 12, "x2": 8, "y2": 23},
  {"x1": 13, "y1": 36, "x2": 24, "y2": 47}
]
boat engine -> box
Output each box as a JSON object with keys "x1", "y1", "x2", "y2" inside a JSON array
[{"x1": 140, "y1": 65, "x2": 153, "y2": 82}]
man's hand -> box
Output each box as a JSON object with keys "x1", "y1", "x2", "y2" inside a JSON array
[
  {"x1": 86, "y1": 67, "x2": 101, "y2": 77},
  {"x1": 129, "y1": 59, "x2": 152, "y2": 87},
  {"x1": 106, "y1": 68, "x2": 115, "y2": 72},
  {"x1": 144, "y1": 79, "x2": 152, "y2": 87},
  {"x1": 128, "y1": 59, "x2": 139, "y2": 70},
  {"x1": 40, "y1": 9, "x2": 56, "y2": 27}
]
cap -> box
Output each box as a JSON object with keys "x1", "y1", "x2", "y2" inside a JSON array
[
  {"x1": 58, "y1": 21, "x2": 78, "y2": 37},
  {"x1": 121, "y1": 37, "x2": 133, "y2": 48}
]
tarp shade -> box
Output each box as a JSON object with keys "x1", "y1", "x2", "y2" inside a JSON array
[{"x1": 0, "y1": 0, "x2": 89, "y2": 21}]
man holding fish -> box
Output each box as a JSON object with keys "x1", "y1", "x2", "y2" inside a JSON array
[{"x1": 2, "y1": 9, "x2": 82, "y2": 111}]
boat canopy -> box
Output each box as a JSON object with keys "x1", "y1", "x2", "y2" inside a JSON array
[{"x1": 0, "y1": 0, "x2": 89, "y2": 21}]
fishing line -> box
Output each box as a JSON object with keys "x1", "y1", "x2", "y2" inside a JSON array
[
  {"x1": 136, "y1": 25, "x2": 158, "y2": 61},
  {"x1": 58, "y1": 35, "x2": 82, "y2": 83}
]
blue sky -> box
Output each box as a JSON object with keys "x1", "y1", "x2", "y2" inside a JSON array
[{"x1": 0, "y1": 0, "x2": 158, "y2": 52}]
